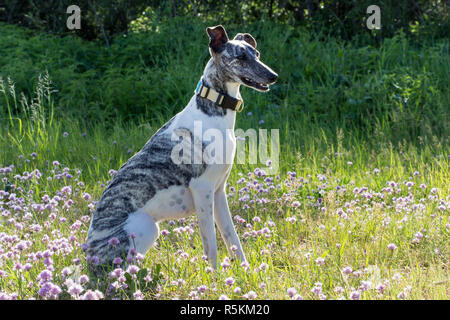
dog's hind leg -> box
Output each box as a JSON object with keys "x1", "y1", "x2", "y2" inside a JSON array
[
  {"x1": 214, "y1": 186, "x2": 246, "y2": 262},
  {"x1": 124, "y1": 209, "x2": 160, "y2": 255}
]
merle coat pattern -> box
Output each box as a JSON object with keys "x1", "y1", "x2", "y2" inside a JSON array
[{"x1": 85, "y1": 25, "x2": 277, "y2": 270}]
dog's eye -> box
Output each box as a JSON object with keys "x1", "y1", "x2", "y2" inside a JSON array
[{"x1": 237, "y1": 52, "x2": 247, "y2": 60}]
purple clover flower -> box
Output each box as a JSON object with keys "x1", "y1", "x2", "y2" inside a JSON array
[
  {"x1": 245, "y1": 291, "x2": 257, "y2": 300},
  {"x1": 287, "y1": 287, "x2": 297, "y2": 297},
  {"x1": 350, "y1": 291, "x2": 361, "y2": 300},
  {"x1": 126, "y1": 265, "x2": 140, "y2": 274},
  {"x1": 342, "y1": 266, "x2": 353, "y2": 275},
  {"x1": 387, "y1": 243, "x2": 397, "y2": 251},
  {"x1": 225, "y1": 277, "x2": 235, "y2": 286},
  {"x1": 108, "y1": 237, "x2": 120, "y2": 247},
  {"x1": 315, "y1": 257, "x2": 325, "y2": 266}
]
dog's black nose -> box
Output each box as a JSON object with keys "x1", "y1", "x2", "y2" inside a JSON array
[{"x1": 269, "y1": 73, "x2": 278, "y2": 83}]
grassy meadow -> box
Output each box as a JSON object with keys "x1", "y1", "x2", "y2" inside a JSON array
[{"x1": 0, "y1": 18, "x2": 448, "y2": 300}]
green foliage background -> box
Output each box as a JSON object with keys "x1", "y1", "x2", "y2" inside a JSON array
[
  {"x1": 1, "y1": 1, "x2": 448, "y2": 41},
  {"x1": 0, "y1": 15, "x2": 448, "y2": 145}
]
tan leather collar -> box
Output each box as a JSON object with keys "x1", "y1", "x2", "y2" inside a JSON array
[{"x1": 195, "y1": 80, "x2": 244, "y2": 112}]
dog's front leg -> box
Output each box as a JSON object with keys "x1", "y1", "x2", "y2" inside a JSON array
[
  {"x1": 190, "y1": 182, "x2": 218, "y2": 270},
  {"x1": 214, "y1": 186, "x2": 246, "y2": 262}
]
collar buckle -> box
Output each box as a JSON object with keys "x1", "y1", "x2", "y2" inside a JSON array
[{"x1": 235, "y1": 100, "x2": 244, "y2": 112}]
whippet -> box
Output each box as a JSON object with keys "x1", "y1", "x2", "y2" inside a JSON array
[{"x1": 85, "y1": 25, "x2": 278, "y2": 271}]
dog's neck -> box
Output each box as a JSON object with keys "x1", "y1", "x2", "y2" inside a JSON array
[
  {"x1": 194, "y1": 59, "x2": 240, "y2": 128},
  {"x1": 202, "y1": 59, "x2": 242, "y2": 100}
]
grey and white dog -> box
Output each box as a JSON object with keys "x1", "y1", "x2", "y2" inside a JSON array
[{"x1": 85, "y1": 25, "x2": 278, "y2": 271}]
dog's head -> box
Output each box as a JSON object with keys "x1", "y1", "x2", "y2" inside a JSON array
[{"x1": 206, "y1": 25, "x2": 278, "y2": 92}]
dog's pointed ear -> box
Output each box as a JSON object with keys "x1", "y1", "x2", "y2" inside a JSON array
[
  {"x1": 206, "y1": 25, "x2": 229, "y2": 53},
  {"x1": 233, "y1": 33, "x2": 257, "y2": 48}
]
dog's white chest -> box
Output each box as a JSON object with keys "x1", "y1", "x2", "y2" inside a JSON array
[{"x1": 139, "y1": 98, "x2": 236, "y2": 223}]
